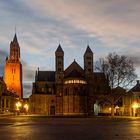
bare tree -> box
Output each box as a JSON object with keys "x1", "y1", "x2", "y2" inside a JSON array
[{"x1": 96, "y1": 53, "x2": 137, "y2": 116}]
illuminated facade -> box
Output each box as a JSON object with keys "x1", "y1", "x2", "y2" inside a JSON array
[
  {"x1": 30, "y1": 45, "x2": 109, "y2": 115},
  {"x1": 123, "y1": 80, "x2": 140, "y2": 116},
  {"x1": 4, "y1": 34, "x2": 23, "y2": 98},
  {"x1": 0, "y1": 76, "x2": 19, "y2": 113}
]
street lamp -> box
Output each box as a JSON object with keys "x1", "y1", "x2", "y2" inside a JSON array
[
  {"x1": 109, "y1": 107, "x2": 112, "y2": 114},
  {"x1": 133, "y1": 103, "x2": 138, "y2": 109},
  {"x1": 132, "y1": 102, "x2": 139, "y2": 117},
  {"x1": 16, "y1": 101, "x2": 22, "y2": 110},
  {"x1": 115, "y1": 106, "x2": 120, "y2": 115},
  {"x1": 15, "y1": 101, "x2": 22, "y2": 115},
  {"x1": 23, "y1": 104, "x2": 29, "y2": 114}
]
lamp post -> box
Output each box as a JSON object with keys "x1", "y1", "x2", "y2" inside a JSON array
[
  {"x1": 115, "y1": 106, "x2": 119, "y2": 116},
  {"x1": 15, "y1": 101, "x2": 22, "y2": 115},
  {"x1": 23, "y1": 104, "x2": 29, "y2": 114},
  {"x1": 132, "y1": 103, "x2": 138, "y2": 117}
]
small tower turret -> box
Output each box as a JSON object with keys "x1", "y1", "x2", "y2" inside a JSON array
[
  {"x1": 84, "y1": 45, "x2": 93, "y2": 79},
  {"x1": 55, "y1": 44, "x2": 64, "y2": 83},
  {"x1": 84, "y1": 45, "x2": 94, "y2": 115},
  {"x1": 55, "y1": 44, "x2": 64, "y2": 115}
]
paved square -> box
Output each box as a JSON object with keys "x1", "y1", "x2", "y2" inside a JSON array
[{"x1": 0, "y1": 116, "x2": 140, "y2": 140}]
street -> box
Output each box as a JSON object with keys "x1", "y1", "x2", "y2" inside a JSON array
[{"x1": 0, "y1": 116, "x2": 140, "y2": 140}]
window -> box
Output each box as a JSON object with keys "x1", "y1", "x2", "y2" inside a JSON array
[
  {"x1": 73, "y1": 87, "x2": 78, "y2": 95},
  {"x1": 12, "y1": 68, "x2": 15, "y2": 74},
  {"x1": 57, "y1": 56, "x2": 62, "y2": 59},
  {"x1": 64, "y1": 80, "x2": 86, "y2": 84},
  {"x1": 51, "y1": 100, "x2": 54, "y2": 103},
  {"x1": 88, "y1": 62, "x2": 91, "y2": 65},
  {"x1": 2, "y1": 100, "x2": 4, "y2": 107},
  {"x1": 58, "y1": 68, "x2": 61, "y2": 71},
  {"x1": 58, "y1": 61, "x2": 61, "y2": 65},
  {"x1": 86, "y1": 56, "x2": 91, "y2": 60},
  {"x1": 49, "y1": 88, "x2": 52, "y2": 92},
  {"x1": 88, "y1": 69, "x2": 91, "y2": 72},
  {"x1": 42, "y1": 88, "x2": 45, "y2": 92},
  {"x1": 6, "y1": 100, "x2": 9, "y2": 108},
  {"x1": 47, "y1": 88, "x2": 52, "y2": 94},
  {"x1": 65, "y1": 88, "x2": 68, "y2": 95}
]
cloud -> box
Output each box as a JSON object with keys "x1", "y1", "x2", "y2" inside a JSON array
[
  {"x1": 128, "y1": 56, "x2": 140, "y2": 68},
  {"x1": 0, "y1": 50, "x2": 8, "y2": 76},
  {"x1": 0, "y1": 49, "x2": 7, "y2": 62},
  {"x1": 23, "y1": 83, "x2": 32, "y2": 98},
  {"x1": 1, "y1": 0, "x2": 140, "y2": 45},
  {"x1": 21, "y1": 60, "x2": 35, "y2": 98},
  {"x1": 21, "y1": 60, "x2": 36, "y2": 82},
  {"x1": 0, "y1": 0, "x2": 140, "y2": 90},
  {"x1": 11, "y1": 0, "x2": 139, "y2": 54},
  {"x1": 1, "y1": 0, "x2": 140, "y2": 52}
]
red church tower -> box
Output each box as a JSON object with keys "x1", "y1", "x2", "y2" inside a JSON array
[{"x1": 4, "y1": 34, "x2": 23, "y2": 98}]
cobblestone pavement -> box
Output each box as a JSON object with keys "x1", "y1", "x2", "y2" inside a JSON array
[{"x1": 0, "y1": 116, "x2": 140, "y2": 140}]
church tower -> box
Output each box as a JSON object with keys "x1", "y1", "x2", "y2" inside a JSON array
[
  {"x1": 84, "y1": 45, "x2": 94, "y2": 115},
  {"x1": 84, "y1": 45, "x2": 93, "y2": 79},
  {"x1": 4, "y1": 33, "x2": 23, "y2": 98},
  {"x1": 55, "y1": 44, "x2": 64, "y2": 115}
]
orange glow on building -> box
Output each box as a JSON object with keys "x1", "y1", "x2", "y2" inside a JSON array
[{"x1": 4, "y1": 34, "x2": 23, "y2": 98}]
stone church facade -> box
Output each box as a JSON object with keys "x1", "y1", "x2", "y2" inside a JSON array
[{"x1": 29, "y1": 45, "x2": 109, "y2": 115}]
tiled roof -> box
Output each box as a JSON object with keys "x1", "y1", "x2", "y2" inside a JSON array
[
  {"x1": 129, "y1": 80, "x2": 140, "y2": 92},
  {"x1": 37, "y1": 71, "x2": 55, "y2": 82},
  {"x1": 64, "y1": 60, "x2": 84, "y2": 78},
  {"x1": 65, "y1": 70, "x2": 84, "y2": 78}
]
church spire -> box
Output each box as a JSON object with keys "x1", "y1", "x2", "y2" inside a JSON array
[
  {"x1": 55, "y1": 44, "x2": 64, "y2": 53},
  {"x1": 13, "y1": 33, "x2": 18, "y2": 43},
  {"x1": 85, "y1": 45, "x2": 93, "y2": 54},
  {"x1": 10, "y1": 33, "x2": 20, "y2": 61}
]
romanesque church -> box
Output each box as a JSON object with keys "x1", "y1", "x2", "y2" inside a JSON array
[
  {"x1": 2, "y1": 33, "x2": 140, "y2": 116},
  {"x1": 29, "y1": 45, "x2": 109, "y2": 115}
]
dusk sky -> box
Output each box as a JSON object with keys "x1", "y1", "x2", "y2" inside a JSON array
[{"x1": 0, "y1": 0, "x2": 140, "y2": 97}]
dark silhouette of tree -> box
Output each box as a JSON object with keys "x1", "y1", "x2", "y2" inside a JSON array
[{"x1": 95, "y1": 53, "x2": 137, "y2": 116}]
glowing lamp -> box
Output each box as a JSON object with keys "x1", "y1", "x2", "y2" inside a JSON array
[{"x1": 133, "y1": 103, "x2": 139, "y2": 109}]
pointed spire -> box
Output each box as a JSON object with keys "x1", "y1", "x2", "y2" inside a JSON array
[
  {"x1": 13, "y1": 33, "x2": 18, "y2": 43},
  {"x1": 55, "y1": 44, "x2": 64, "y2": 53},
  {"x1": 85, "y1": 45, "x2": 93, "y2": 54}
]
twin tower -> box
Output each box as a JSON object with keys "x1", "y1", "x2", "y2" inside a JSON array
[{"x1": 55, "y1": 44, "x2": 94, "y2": 83}]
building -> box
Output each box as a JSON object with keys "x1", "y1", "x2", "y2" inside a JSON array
[
  {"x1": 0, "y1": 76, "x2": 19, "y2": 113},
  {"x1": 123, "y1": 80, "x2": 140, "y2": 116},
  {"x1": 0, "y1": 76, "x2": 7, "y2": 113},
  {"x1": 4, "y1": 34, "x2": 23, "y2": 98},
  {"x1": 29, "y1": 45, "x2": 110, "y2": 116}
]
